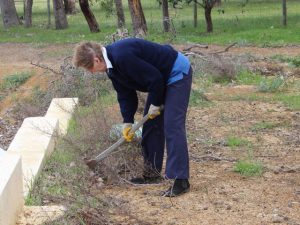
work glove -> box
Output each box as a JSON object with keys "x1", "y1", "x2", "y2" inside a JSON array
[
  {"x1": 122, "y1": 123, "x2": 134, "y2": 142},
  {"x1": 148, "y1": 104, "x2": 161, "y2": 119}
]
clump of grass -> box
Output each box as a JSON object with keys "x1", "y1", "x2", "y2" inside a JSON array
[
  {"x1": 189, "y1": 88, "x2": 211, "y2": 107},
  {"x1": 236, "y1": 70, "x2": 264, "y2": 85},
  {"x1": 0, "y1": 72, "x2": 32, "y2": 90},
  {"x1": 225, "y1": 136, "x2": 250, "y2": 149},
  {"x1": 257, "y1": 76, "x2": 285, "y2": 93},
  {"x1": 234, "y1": 160, "x2": 263, "y2": 176}
]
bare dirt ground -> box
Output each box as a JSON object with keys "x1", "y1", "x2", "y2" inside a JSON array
[{"x1": 1, "y1": 43, "x2": 300, "y2": 224}]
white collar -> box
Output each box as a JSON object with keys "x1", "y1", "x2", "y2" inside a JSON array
[{"x1": 102, "y1": 47, "x2": 113, "y2": 69}]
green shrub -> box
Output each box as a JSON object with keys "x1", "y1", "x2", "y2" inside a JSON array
[
  {"x1": 234, "y1": 160, "x2": 263, "y2": 176},
  {"x1": 257, "y1": 76, "x2": 285, "y2": 93}
]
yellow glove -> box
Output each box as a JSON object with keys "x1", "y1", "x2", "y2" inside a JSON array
[
  {"x1": 148, "y1": 104, "x2": 161, "y2": 119},
  {"x1": 122, "y1": 123, "x2": 134, "y2": 142}
]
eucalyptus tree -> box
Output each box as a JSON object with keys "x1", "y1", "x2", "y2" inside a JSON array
[
  {"x1": 115, "y1": 0, "x2": 125, "y2": 28},
  {"x1": 199, "y1": 0, "x2": 218, "y2": 32},
  {"x1": 24, "y1": 0, "x2": 33, "y2": 27},
  {"x1": 0, "y1": 0, "x2": 20, "y2": 28},
  {"x1": 53, "y1": 0, "x2": 68, "y2": 29},
  {"x1": 128, "y1": 0, "x2": 147, "y2": 36},
  {"x1": 172, "y1": 0, "x2": 219, "y2": 32},
  {"x1": 162, "y1": 0, "x2": 170, "y2": 32},
  {"x1": 79, "y1": 0, "x2": 100, "y2": 32}
]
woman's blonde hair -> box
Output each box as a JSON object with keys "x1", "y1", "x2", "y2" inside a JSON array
[{"x1": 73, "y1": 41, "x2": 103, "y2": 69}]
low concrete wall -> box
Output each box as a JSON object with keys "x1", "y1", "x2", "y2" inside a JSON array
[
  {"x1": 45, "y1": 98, "x2": 78, "y2": 135},
  {"x1": 7, "y1": 117, "x2": 59, "y2": 196},
  {"x1": 0, "y1": 97, "x2": 78, "y2": 225},
  {"x1": 0, "y1": 151, "x2": 23, "y2": 225}
]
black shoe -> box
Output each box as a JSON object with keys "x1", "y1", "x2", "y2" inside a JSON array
[
  {"x1": 162, "y1": 179, "x2": 190, "y2": 197},
  {"x1": 130, "y1": 175, "x2": 163, "y2": 184}
]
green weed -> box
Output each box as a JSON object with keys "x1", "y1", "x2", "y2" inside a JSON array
[
  {"x1": 234, "y1": 160, "x2": 263, "y2": 176},
  {"x1": 231, "y1": 93, "x2": 264, "y2": 102},
  {"x1": 0, "y1": 72, "x2": 32, "y2": 90},
  {"x1": 189, "y1": 88, "x2": 211, "y2": 107},
  {"x1": 271, "y1": 54, "x2": 300, "y2": 67},
  {"x1": 225, "y1": 136, "x2": 250, "y2": 149}
]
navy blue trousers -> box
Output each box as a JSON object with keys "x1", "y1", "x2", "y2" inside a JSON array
[{"x1": 141, "y1": 67, "x2": 192, "y2": 179}]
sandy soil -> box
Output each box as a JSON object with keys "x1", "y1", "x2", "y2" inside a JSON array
[
  {"x1": 99, "y1": 99, "x2": 300, "y2": 225},
  {"x1": 1, "y1": 43, "x2": 300, "y2": 224}
]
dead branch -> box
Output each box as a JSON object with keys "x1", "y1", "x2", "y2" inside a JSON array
[
  {"x1": 30, "y1": 61, "x2": 61, "y2": 75},
  {"x1": 183, "y1": 44, "x2": 209, "y2": 52},
  {"x1": 183, "y1": 52, "x2": 209, "y2": 61},
  {"x1": 211, "y1": 42, "x2": 237, "y2": 54}
]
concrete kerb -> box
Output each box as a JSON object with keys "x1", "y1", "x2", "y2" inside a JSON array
[
  {"x1": 45, "y1": 98, "x2": 79, "y2": 135},
  {"x1": 7, "y1": 116, "x2": 59, "y2": 197},
  {"x1": 0, "y1": 151, "x2": 23, "y2": 225},
  {"x1": 0, "y1": 98, "x2": 78, "y2": 225}
]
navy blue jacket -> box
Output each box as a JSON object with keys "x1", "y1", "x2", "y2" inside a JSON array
[{"x1": 106, "y1": 38, "x2": 178, "y2": 123}]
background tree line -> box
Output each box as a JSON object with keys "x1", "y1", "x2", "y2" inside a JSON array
[{"x1": 0, "y1": 0, "x2": 289, "y2": 35}]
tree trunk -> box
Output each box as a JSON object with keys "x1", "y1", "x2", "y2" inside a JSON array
[
  {"x1": 64, "y1": 0, "x2": 76, "y2": 14},
  {"x1": 128, "y1": 0, "x2": 147, "y2": 36},
  {"x1": 24, "y1": 0, "x2": 33, "y2": 27},
  {"x1": 79, "y1": 0, "x2": 100, "y2": 32},
  {"x1": 0, "y1": 0, "x2": 21, "y2": 28},
  {"x1": 282, "y1": 0, "x2": 287, "y2": 26},
  {"x1": 47, "y1": 0, "x2": 51, "y2": 27},
  {"x1": 162, "y1": 0, "x2": 169, "y2": 32},
  {"x1": 114, "y1": 0, "x2": 125, "y2": 28},
  {"x1": 204, "y1": 5, "x2": 213, "y2": 32},
  {"x1": 193, "y1": 0, "x2": 197, "y2": 28},
  {"x1": 53, "y1": 0, "x2": 68, "y2": 29}
]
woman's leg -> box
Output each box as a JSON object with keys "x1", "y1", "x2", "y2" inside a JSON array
[{"x1": 164, "y1": 68, "x2": 192, "y2": 179}]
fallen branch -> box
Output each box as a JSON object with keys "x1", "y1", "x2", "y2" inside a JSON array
[
  {"x1": 183, "y1": 52, "x2": 209, "y2": 61},
  {"x1": 211, "y1": 42, "x2": 237, "y2": 54},
  {"x1": 183, "y1": 44, "x2": 209, "y2": 52},
  {"x1": 265, "y1": 165, "x2": 300, "y2": 174}
]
